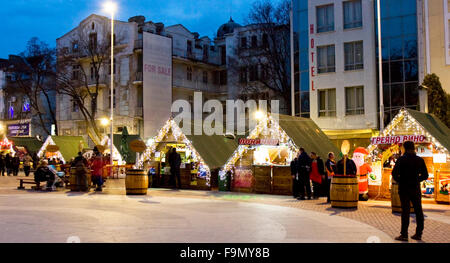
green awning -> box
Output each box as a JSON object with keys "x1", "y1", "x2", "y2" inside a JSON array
[
  {"x1": 10, "y1": 137, "x2": 43, "y2": 154},
  {"x1": 406, "y1": 109, "x2": 450, "y2": 152},
  {"x1": 113, "y1": 134, "x2": 142, "y2": 164},
  {"x1": 275, "y1": 114, "x2": 341, "y2": 159},
  {"x1": 50, "y1": 136, "x2": 88, "y2": 161}
]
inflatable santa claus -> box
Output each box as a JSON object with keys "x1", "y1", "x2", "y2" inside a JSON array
[{"x1": 352, "y1": 147, "x2": 372, "y2": 201}]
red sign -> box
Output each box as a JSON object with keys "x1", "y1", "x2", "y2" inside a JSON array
[
  {"x1": 370, "y1": 135, "x2": 428, "y2": 145},
  {"x1": 239, "y1": 139, "x2": 279, "y2": 146}
]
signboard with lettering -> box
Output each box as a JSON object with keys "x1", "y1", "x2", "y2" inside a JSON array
[
  {"x1": 143, "y1": 32, "x2": 173, "y2": 139},
  {"x1": 238, "y1": 139, "x2": 279, "y2": 146},
  {"x1": 130, "y1": 140, "x2": 147, "y2": 153},
  {"x1": 370, "y1": 135, "x2": 428, "y2": 145},
  {"x1": 7, "y1": 123, "x2": 30, "y2": 137}
]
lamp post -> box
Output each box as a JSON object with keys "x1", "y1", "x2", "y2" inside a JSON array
[
  {"x1": 376, "y1": 0, "x2": 384, "y2": 133},
  {"x1": 103, "y1": 1, "x2": 117, "y2": 176}
]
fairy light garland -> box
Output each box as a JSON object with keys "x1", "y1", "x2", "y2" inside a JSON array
[
  {"x1": 100, "y1": 136, "x2": 124, "y2": 165},
  {"x1": 37, "y1": 136, "x2": 65, "y2": 163},
  {"x1": 137, "y1": 119, "x2": 212, "y2": 186}
]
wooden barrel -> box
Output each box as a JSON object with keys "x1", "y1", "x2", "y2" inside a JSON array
[
  {"x1": 126, "y1": 169, "x2": 148, "y2": 195},
  {"x1": 69, "y1": 168, "x2": 92, "y2": 192},
  {"x1": 330, "y1": 176, "x2": 359, "y2": 208},
  {"x1": 391, "y1": 180, "x2": 415, "y2": 213}
]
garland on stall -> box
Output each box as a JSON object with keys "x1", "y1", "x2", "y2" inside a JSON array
[
  {"x1": 0, "y1": 137, "x2": 15, "y2": 155},
  {"x1": 37, "y1": 136, "x2": 65, "y2": 163},
  {"x1": 100, "y1": 136, "x2": 124, "y2": 165},
  {"x1": 137, "y1": 119, "x2": 212, "y2": 186},
  {"x1": 368, "y1": 108, "x2": 449, "y2": 157}
]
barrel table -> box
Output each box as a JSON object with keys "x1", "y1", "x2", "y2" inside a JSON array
[
  {"x1": 69, "y1": 168, "x2": 92, "y2": 192},
  {"x1": 391, "y1": 180, "x2": 415, "y2": 214},
  {"x1": 330, "y1": 176, "x2": 359, "y2": 208},
  {"x1": 126, "y1": 169, "x2": 149, "y2": 195}
]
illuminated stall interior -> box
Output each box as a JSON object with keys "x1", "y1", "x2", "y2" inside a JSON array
[
  {"x1": 138, "y1": 119, "x2": 238, "y2": 190},
  {"x1": 222, "y1": 114, "x2": 340, "y2": 196},
  {"x1": 367, "y1": 109, "x2": 450, "y2": 203}
]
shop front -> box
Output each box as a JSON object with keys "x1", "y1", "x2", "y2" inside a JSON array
[
  {"x1": 222, "y1": 114, "x2": 340, "y2": 196},
  {"x1": 138, "y1": 119, "x2": 238, "y2": 190},
  {"x1": 367, "y1": 109, "x2": 450, "y2": 203}
]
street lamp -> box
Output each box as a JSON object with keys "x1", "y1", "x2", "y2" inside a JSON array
[
  {"x1": 254, "y1": 111, "x2": 265, "y2": 121},
  {"x1": 100, "y1": 117, "x2": 110, "y2": 128},
  {"x1": 103, "y1": 1, "x2": 117, "y2": 173}
]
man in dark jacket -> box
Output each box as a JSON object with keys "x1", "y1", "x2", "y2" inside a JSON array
[
  {"x1": 5, "y1": 154, "x2": 12, "y2": 176},
  {"x1": 310, "y1": 152, "x2": 325, "y2": 199},
  {"x1": 297, "y1": 148, "x2": 312, "y2": 200},
  {"x1": 290, "y1": 152, "x2": 300, "y2": 199},
  {"x1": 12, "y1": 155, "x2": 20, "y2": 176},
  {"x1": 168, "y1": 148, "x2": 182, "y2": 189},
  {"x1": 392, "y1": 141, "x2": 428, "y2": 242},
  {"x1": 0, "y1": 154, "x2": 5, "y2": 176}
]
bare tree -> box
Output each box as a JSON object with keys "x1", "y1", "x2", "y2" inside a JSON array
[
  {"x1": 56, "y1": 28, "x2": 124, "y2": 143},
  {"x1": 7, "y1": 37, "x2": 57, "y2": 136},
  {"x1": 230, "y1": 0, "x2": 291, "y2": 112}
]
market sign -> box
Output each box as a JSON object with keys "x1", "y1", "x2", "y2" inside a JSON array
[
  {"x1": 238, "y1": 139, "x2": 279, "y2": 146},
  {"x1": 130, "y1": 140, "x2": 147, "y2": 153},
  {"x1": 370, "y1": 135, "x2": 427, "y2": 145},
  {"x1": 7, "y1": 123, "x2": 30, "y2": 137}
]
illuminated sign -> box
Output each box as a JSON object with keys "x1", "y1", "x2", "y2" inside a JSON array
[
  {"x1": 7, "y1": 123, "x2": 30, "y2": 137},
  {"x1": 238, "y1": 139, "x2": 279, "y2": 146},
  {"x1": 370, "y1": 135, "x2": 427, "y2": 145}
]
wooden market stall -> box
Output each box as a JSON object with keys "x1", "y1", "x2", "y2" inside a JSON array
[
  {"x1": 367, "y1": 109, "x2": 450, "y2": 203},
  {"x1": 222, "y1": 114, "x2": 340, "y2": 196},
  {"x1": 138, "y1": 119, "x2": 238, "y2": 190},
  {"x1": 37, "y1": 136, "x2": 88, "y2": 164},
  {"x1": 10, "y1": 137, "x2": 43, "y2": 157}
]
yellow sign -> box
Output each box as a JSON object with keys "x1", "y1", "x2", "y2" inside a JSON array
[
  {"x1": 382, "y1": 144, "x2": 399, "y2": 164},
  {"x1": 46, "y1": 145, "x2": 60, "y2": 153},
  {"x1": 130, "y1": 140, "x2": 147, "y2": 153}
]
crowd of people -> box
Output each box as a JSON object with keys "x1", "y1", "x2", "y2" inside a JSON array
[{"x1": 0, "y1": 153, "x2": 41, "y2": 177}]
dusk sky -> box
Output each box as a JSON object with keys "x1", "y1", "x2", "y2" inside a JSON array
[{"x1": 0, "y1": 0, "x2": 262, "y2": 58}]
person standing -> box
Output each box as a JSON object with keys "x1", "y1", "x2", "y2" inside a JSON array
[
  {"x1": 309, "y1": 152, "x2": 325, "y2": 199},
  {"x1": 32, "y1": 153, "x2": 39, "y2": 170},
  {"x1": 168, "y1": 148, "x2": 182, "y2": 189},
  {"x1": 336, "y1": 155, "x2": 357, "y2": 176},
  {"x1": 392, "y1": 141, "x2": 428, "y2": 242},
  {"x1": 12, "y1": 154, "x2": 20, "y2": 176},
  {"x1": 73, "y1": 152, "x2": 89, "y2": 192},
  {"x1": 5, "y1": 154, "x2": 12, "y2": 176},
  {"x1": 23, "y1": 153, "x2": 33, "y2": 177},
  {"x1": 290, "y1": 152, "x2": 300, "y2": 199},
  {"x1": 325, "y1": 152, "x2": 337, "y2": 203},
  {"x1": 90, "y1": 148, "x2": 104, "y2": 192},
  {"x1": 0, "y1": 154, "x2": 5, "y2": 176},
  {"x1": 297, "y1": 148, "x2": 312, "y2": 200}
]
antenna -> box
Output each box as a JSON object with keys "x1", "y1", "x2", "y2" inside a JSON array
[{"x1": 229, "y1": 0, "x2": 233, "y2": 20}]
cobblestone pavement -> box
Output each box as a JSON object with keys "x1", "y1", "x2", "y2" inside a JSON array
[{"x1": 1, "y1": 176, "x2": 449, "y2": 243}]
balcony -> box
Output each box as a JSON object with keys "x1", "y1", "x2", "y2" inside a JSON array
[
  {"x1": 133, "y1": 72, "x2": 143, "y2": 85},
  {"x1": 87, "y1": 75, "x2": 108, "y2": 88}
]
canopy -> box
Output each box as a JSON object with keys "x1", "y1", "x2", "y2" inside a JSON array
[
  {"x1": 10, "y1": 137, "x2": 43, "y2": 154},
  {"x1": 38, "y1": 136, "x2": 88, "y2": 162}
]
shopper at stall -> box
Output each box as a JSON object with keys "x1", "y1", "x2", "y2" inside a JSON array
[
  {"x1": 297, "y1": 148, "x2": 312, "y2": 200},
  {"x1": 0, "y1": 154, "x2": 5, "y2": 176},
  {"x1": 5, "y1": 154, "x2": 12, "y2": 176},
  {"x1": 291, "y1": 152, "x2": 300, "y2": 199},
  {"x1": 168, "y1": 148, "x2": 182, "y2": 189},
  {"x1": 325, "y1": 152, "x2": 337, "y2": 203},
  {"x1": 392, "y1": 141, "x2": 429, "y2": 242},
  {"x1": 23, "y1": 153, "x2": 33, "y2": 177},
  {"x1": 12, "y1": 154, "x2": 20, "y2": 176},
  {"x1": 90, "y1": 148, "x2": 104, "y2": 192},
  {"x1": 310, "y1": 152, "x2": 325, "y2": 199}
]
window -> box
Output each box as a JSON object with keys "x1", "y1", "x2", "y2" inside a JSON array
[
  {"x1": 203, "y1": 45, "x2": 209, "y2": 60},
  {"x1": 72, "y1": 41, "x2": 79, "y2": 53},
  {"x1": 317, "y1": 45, "x2": 335, "y2": 73},
  {"x1": 72, "y1": 99, "x2": 79, "y2": 113},
  {"x1": 202, "y1": 71, "x2": 208, "y2": 84},
  {"x1": 91, "y1": 22, "x2": 95, "y2": 30},
  {"x1": 343, "y1": 0, "x2": 362, "y2": 29},
  {"x1": 108, "y1": 59, "x2": 116, "y2": 75},
  {"x1": 220, "y1": 46, "x2": 227, "y2": 65},
  {"x1": 344, "y1": 41, "x2": 364, "y2": 70},
  {"x1": 90, "y1": 65, "x2": 97, "y2": 81},
  {"x1": 317, "y1": 4, "x2": 334, "y2": 33},
  {"x1": 260, "y1": 64, "x2": 268, "y2": 80},
  {"x1": 72, "y1": 65, "x2": 80, "y2": 80},
  {"x1": 23, "y1": 97, "x2": 31, "y2": 112},
  {"x1": 187, "y1": 66, "x2": 193, "y2": 81},
  {"x1": 345, "y1": 86, "x2": 364, "y2": 115},
  {"x1": 240, "y1": 37, "x2": 247, "y2": 48},
  {"x1": 318, "y1": 89, "x2": 336, "y2": 117},
  {"x1": 251, "y1": 36, "x2": 258, "y2": 48},
  {"x1": 249, "y1": 65, "x2": 258, "y2": 81},
  {"x1": 187, "y1": 40, "x2": 192, "y2": 55},
  {"x1": 262, "y1": 34, "x2": 269, "y2": 47},
  {"x1": 137, "y1": 86, "x2": 143, "y2": 107},
  {"x1": 89, "y1": 33, "x2": 97, "y2": 51},
  {"x1": 109, "y1": 89, "x2": 116, "y2": 108},
  {"x1": 239, "y1": 67, "x2": 247, "y2": 83},
  {"x1": 220, "y1": 70, "x2": 227, "y2": 85}
]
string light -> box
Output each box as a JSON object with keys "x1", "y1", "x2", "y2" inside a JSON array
[
  {"x1": 37, "y1": 136, "x2": 65, "y2": 163},
  {"x1": 100, "y1": 136, "x2": 124, "y2": 165}
]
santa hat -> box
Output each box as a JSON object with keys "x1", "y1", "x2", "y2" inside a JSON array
[{"x1": 353, "y1": 147, "x2": 369, "y2": 155}]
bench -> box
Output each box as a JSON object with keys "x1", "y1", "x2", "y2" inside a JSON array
[{"x1": 17, "y1": 179, "x2": 42, "y2": 190}]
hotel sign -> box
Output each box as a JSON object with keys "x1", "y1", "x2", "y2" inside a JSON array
[
  {"x1": 7, "y1": 123, "x2": 30, "y2": 137},
  {"x1": 370, "y1": 135, "x2": 428, "y2": 145}
]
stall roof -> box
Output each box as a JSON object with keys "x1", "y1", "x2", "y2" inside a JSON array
[
  {"x1": 10, "y1": 137, "x2": 43, "y2": 154},
  {"x1": 50, "y1": 136, "x2": 88, "y2": 161},
  {"x1": 113, "y1": 134, "x2": 142, "y2": 164},
  {"x1": 406, "y1": 109, "x2": 450, "y2": 152},
  {"x1": 274, "y1": 114, "x2": 341, "y2": 159},
  {"x1": 186, "y1": 125, "x2": 240, "y2": 170}
]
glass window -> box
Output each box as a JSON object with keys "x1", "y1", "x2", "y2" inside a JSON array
[
  {"x1": 343, "y1": 0, "x2": 362, "y2": 29},
  {"x1": 403, "y1": 36, "x2": 417, "y2": 59},
  {"x1": 405, "y1": 82, "x2": 419, "y2": 107},
  {"x1": 390, "y1": 84, "x2": 404, "y2": 107},
  {"x1": 317, "y1": 45, "x2": 335, "y2": 73},
  {"x1": 404, "y1": 60, "x2": 418, "y2": 82},
  {"x1": 402, "y1": 15, "x2": 417, "y2": 35},
  {"x1": 390, "y1": 61, "x2": 403, "y2": 83},
  {"x1": 389, "y1": 37, "x2": 403, "y2": 60},
  {"x1": 345, "y1": 86, "x2": 364, "y2": 115},
  {"x1": 318, "y1": 89, "x2": 336, "y2": 117},
  {"x1": 187, "y1": 66, "x2": 192, "y2": 81},
  {"x1": 344, "y1": 41, "x2": 364, "y2": 70},
  {"x1": 317, "y1": 4, "x2": 334, "y2": 33}
]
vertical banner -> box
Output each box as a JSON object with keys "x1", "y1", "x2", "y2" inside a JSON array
[{"x1": 143, "y1": 32, "x2": 173, "y2": 139}]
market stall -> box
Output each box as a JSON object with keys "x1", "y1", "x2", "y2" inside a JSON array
[
  {"x1": 138, "y1": 119, "x2": 238, "y2": 190},
  {"x1": 367, "y1": 109, "x2": 450, "y2": 203},
  {"x1": 221, "y1": 114, "x2": 340, "y2": 196},
  {"x1": 0, "y1": 137, "x2": 15, "y2": 155},
  {"x1": 37, "y1": 136, "x2": 89, "y2": 164},
  {"x1": 10, "y1": 137, "x2": 43, "y2": 156}
]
